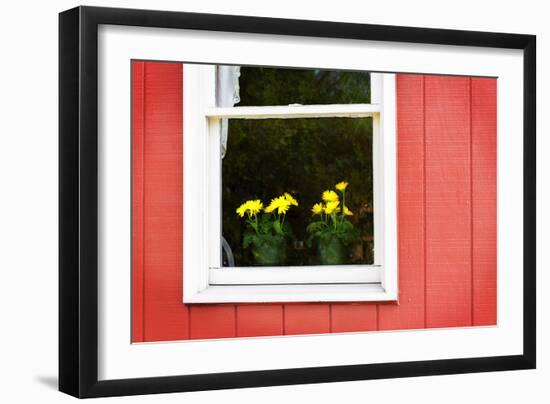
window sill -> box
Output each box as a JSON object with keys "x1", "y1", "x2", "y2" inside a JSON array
[
  {"x1": 184, "y1": 283, "x2": 397, "y2": 304},
  {"x1": 209, "y1": 265, "x2": 381, "y2": 285}
]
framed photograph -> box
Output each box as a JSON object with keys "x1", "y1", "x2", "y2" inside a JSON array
[{"x1": 59, "y1": 6, "x2": 536, "y2": 398}]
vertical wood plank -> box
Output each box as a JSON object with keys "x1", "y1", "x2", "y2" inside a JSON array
[
  {"x1": 284, "y1": 304, "x2": 330, "y2": 335},
  {"x1": 331, "y1": 304, "x2": 377, "y2": 332},
  {"x1": 424, "y1": 76, "x2": 472, "y2": 328},
  {"x1": 190, "y1": 306, "x2": 236, "y2": 339},
  {"x1": 141, "y1": 62, "x2": 189, "y2": 341},
  {"x1": 379, "y1": 74, "x2": 426, "y2": 330},
  {"x1": 236, "y1": 305, "x2": 284, "y2": 337},
  {"x1": 471, "y1": 78, "x2": 497, "y2": 326},
  {"x1": 131, "y1": 61, "x2": 145, "y2": 342}
]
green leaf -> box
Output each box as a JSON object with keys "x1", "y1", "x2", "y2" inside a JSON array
[
  {"x1": 273, "y1": 219, "x2": 283, "y2": 236},
  {"x1": 243, "y1": 233, "x2": 254, "y2": 248}
]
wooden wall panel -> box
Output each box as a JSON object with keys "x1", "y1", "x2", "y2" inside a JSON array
[
  {"x1": 189, "y1": 306, "x2": 236, "y2": 339},
  {"x1": 133, "y1": 61, "x2": 189, "y2": 342},
  {"x1": 424, "y1": 76, "x2": 472, "y2": 328},
  {"x1": 284, "y1": 304, "x2": 331, "y2": 335},
  {"x1": 331, "y1": 304, "x2": 377, "y2": 332},
  {"x1": 131, "y1": 61, "x2": 145, "y2": 343},
  {"x1": 132, "y1": 65, "x2": 497, "y2": 342},
  {"x1": 236, "y1": 305, "x2": 284, "y2": 337},
  {"x1": 378, "y1": 74, "x2": 426, "y2": 331},
  {"x1": 471, "y1": 78, "x2": 497, "y2": 326}
]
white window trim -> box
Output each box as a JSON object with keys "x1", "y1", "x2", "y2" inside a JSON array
[
  {"x1": 183, "y1": 64, "x2": 397, "y2": 303},
  {"x1": 210, "y1": 266, "x2": 381, "y2": 285},
  {"x1": 204, "y1": 103, "x2": 381, "y2": 119}
]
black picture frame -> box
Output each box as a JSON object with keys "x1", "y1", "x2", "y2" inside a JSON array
[{"x1": 59, "y1": 5, "x2": 536, "y2": 398}]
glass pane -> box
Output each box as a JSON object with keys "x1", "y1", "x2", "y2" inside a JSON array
[
  {"x1": 236, "y1": 66, "x2": 371, "y2": 106},
  {"x1": 222, "y1": 118, "x2": 374, "y2": 267}
]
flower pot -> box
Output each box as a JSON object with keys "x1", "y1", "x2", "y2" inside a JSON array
[
  {"x1": 251, "y1": 237, "x2": 287, "y2": 266},
  {"x1": 318, "y1": 236, "x2": 345, "y2": 265}
]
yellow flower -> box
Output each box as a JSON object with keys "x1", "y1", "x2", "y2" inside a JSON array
[
  {"x1": 236, "y1": 203, "x2": 248, "y2": 217},
  {"x1": 264, "y1": 197, "x2": 279, "y2": 213},
  {"x1": 236, "y1": 199, "x2": 263, "y2": 218},
  {"x1": 324, "y1": 200, "x2": 340, "y2": 215},
  {"x1": 311, "y1": 203, "x2": 324, "y2": 215},
  {"x1": 343, "y1": 205, "x2": 353, "y2": 216},
  {"x1": 265, "y1": 195, "x2": 292, "y2": 215},
  {"x1": 335, "y1": 181, "x2": 349, "y2": 192},
  {"x1": 264, "y1": 202, "x2": 276, "y2": 213},
  {"x1": 284, "y1": 192, "x2": 299, "y2": 206},
  {"x1": 322, "y1": 190, "x2": 339, "y2": 203},
  {"x1": 277, "y1": 199, "x2": 291, "y2": 215},
  {"x1": 248, "y1": 199, "x2": 263, "y2": 216}
]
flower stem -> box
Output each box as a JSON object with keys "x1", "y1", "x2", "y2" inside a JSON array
[{"x1": 341, "y1": 190, "x2": 346, "y2": 222}]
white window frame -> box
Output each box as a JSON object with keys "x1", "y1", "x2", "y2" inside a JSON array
[{"x1": 183, "y1": 64, "x2": 397, "y2": 303}]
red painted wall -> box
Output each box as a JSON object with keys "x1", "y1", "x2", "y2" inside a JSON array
[{"x1": 131, "y1": 61, "x2": 497, "y2": 343}]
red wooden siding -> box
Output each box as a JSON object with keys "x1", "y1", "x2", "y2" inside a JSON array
[
  {"x1": 131, "y1": 62, "x2": 145, "y2": 342},
  {"x1": 131, "y1": 63, "x2": 497, "y2": 342},
  {"x1": 331, "y1": 304, "x2": 378, "y2": 332},
  {"x1": 424, "y1": 76, "x2": 473, "y2": 328},
  {"x1": 236, "y1": 305, "x2": 284, "y2": 337},
  {"x1": 471, "y1": 78, "x2": 497, "y2": 326},
  {"x1": 284, "y1": 304, "x2": 331, "y2": 335},
  {"x1": 378, "y1": 74, "x2": 425, "y2": 330},
  {"x1": 189, "y1": 306, "x2": 236, "y2": 339},
  {"x1": 132, "y1": 61, "x2": 188, "y2": 342}
]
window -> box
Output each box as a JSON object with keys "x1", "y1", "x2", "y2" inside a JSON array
[{"x1": 183, "y1": 64, "x2": 397, "y2": 303}]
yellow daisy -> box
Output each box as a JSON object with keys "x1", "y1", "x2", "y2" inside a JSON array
[
  {"x1": 311, "y1": 202, "x2": 324, "y2": 215},
  {"x1": 322, "y1": 190, "x2": 339, "y2": 203},
  {"x1": 265, "y1": 196, "x2": 292, "y2": 215},
  {"x1": 277, "y1": 199, "x2": 291, "y2": 215},
  {"x1": 236, "y1": 202, "x2": 248, "y2": 217},
  {"x1": 284, "y1": 192, "x2": 299, "y2": 206},
  {"x1": 236, "y1": 199, "x2": 263, "y2": 217},
  {"x1": 248, "y1": 199, "x2": 263, "y2": 216},
  {"x1": 335, "y1": 181, "x2": 349, "y2": 192},
  {"x1": 264, "y1": 200, "x2": 276, "y2": 213},
  {"x1": 324, "y1": 200, "x2": 340, "y2": 215},
  {"x1": 343, "y1": 205, "x2": 353, "y2": 216}
]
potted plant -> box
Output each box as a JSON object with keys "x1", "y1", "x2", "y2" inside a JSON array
[
  {"x1": 306, "y1": 181, "x2": 359, "y2": 265},
  {"x1": 236, "y1": 193, "x2": 298, "y2": 266}
]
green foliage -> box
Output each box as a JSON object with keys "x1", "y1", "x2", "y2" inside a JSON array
[
  {"x1": 242, "y1": 213, "x2": 292, "y2": 249},
  {"x1": 241, "y1": 213, "x2": 292, "y2": 266},
  {"x1": 306, "y1": 185, "x2": 360, "y2": 264},
  {"x1": 238, "y1": 67, "x2": 371, "y2": 106},
  {"x1": 246, "y1": 233, "x2": 287, "y2": 266},
  {"x1": 306, "y1": 213, "x2": 359, "y2": 246}
]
